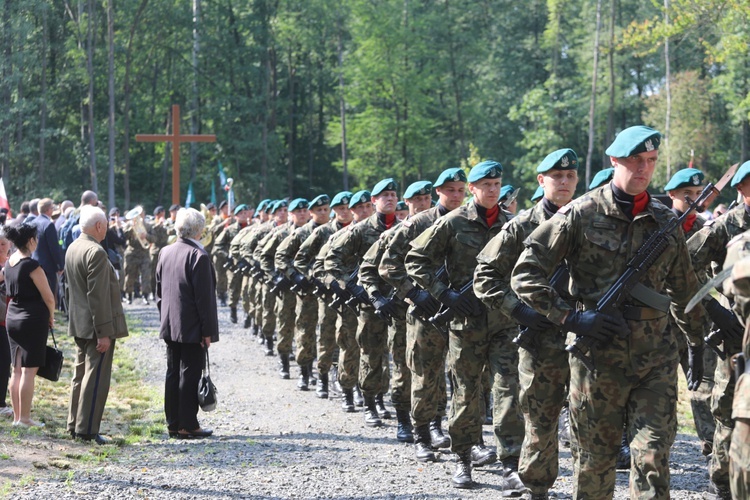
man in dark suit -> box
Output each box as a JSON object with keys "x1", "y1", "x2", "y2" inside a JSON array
[
  {"x1": 155, "y1": 207, "x2": 219, "y2": 439},
  {"x1": 32, "y1": 198, "x2": 65, "y2": 296}
]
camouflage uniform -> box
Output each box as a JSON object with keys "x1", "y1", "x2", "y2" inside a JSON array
[
  {"x1": 325, "y1": 213, "x2": 394, "y2": 399},
  {"x1": 474, "y1": 200, "x2": 569, "y2": 495},
  {"x1": 149, "y1": 221, "x2": 170, "y2": 296},
  {"x1": 123, "y1": 222, "x2": 155, "y2": 296},
  {"x1": 231, "y1": 225, "x2": 256, "y2": 318},
  {"x1": 406, "y1": 201, "x2": 522, "y2": 457},
  {"x1": 245, "y1": 221, "x2": 280, "y2": 343},
  {"x1": 380, "y1": 205, "x2": 449, "y2": 427},
  {"x1": 211, "y1": 218, "x2": 232, "y2": 299},
  {"x1": 221, "y1": 220, "x2": 249, "y2": 309},
  {"x1": 512, "y1": 185, "x2": 706, "y2": 498},
  {"x1": 687, "y1": 202, "x2": 750, "y2": 490},
  {"x1": 259, "y1": 223, "x2": 296, "y2": 356}
]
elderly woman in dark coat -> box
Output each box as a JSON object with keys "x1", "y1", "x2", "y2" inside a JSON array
[{"x1": 155, "y1": 208, "x2": 219, "y2": 439}]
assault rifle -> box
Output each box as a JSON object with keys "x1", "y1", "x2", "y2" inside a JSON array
[
  {"x1": 344, "y1": 266, "x2": 370, "y2": 313},
  {"x1": 269, "y1": 271, "x2": 293, "y2": 296},
  {"x1": 408, "y1": 265, "x2": 447, "y2": 323},
  {"x1": 233, "y1": 259, "x2": 251, "y2": 276},
  {"x1": 223, "y1": 257, "x2": 235, "y2": 270},
  {"x1": 289, "y1": 270, "x2": 315, "y2": 296},
  {"x1": 328, "y1": 267, "x2": 359, "y2": 313},
  {"x1": 429, "y1": 279, "x2": 475, "y2": 336}
]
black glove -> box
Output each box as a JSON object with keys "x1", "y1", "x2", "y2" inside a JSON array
[
  {"x1": 705, "y1": 298, "x2": 744, "y2": 342},
  {"x1": 406, "y1": 287, "x2": 441, "y2": 317},
  {"x1": 347, "y1": 283, "x2": 370, "y2": 305},
  {"x1": 563, "y1": 310, "x2": 628, "y2": 342},
  {"x1": 290, "y1": 271, "x2": 312, "y2": 293},
  {"x1": 438, "y1": 288, "x2": 483, "y2": 318},
  {"x1": 370, "y1": 292, "x2": 398, "y2": 318},
  {"x1": 687, "y1": 343, "x2": 705, "y2": 391},
  {"x1": 511, "y1": 302, "x2": 555, "y2": 330}
]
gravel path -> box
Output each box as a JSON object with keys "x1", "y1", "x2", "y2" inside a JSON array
[{"x1": 9, "y1": 302, "x2": 713, "y2": 499}]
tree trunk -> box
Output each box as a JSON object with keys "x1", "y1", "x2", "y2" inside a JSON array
[
  {"x1": 337, "y1": 16, "x2": 348, "y2": 191},
  {"x1": 1, "y1": 0, "x2": 11, "y2": 184},
  {"x1": 664, "y1": 0, "x2": 672, "y2": 179},
  {"x1": 605, "y1": 0, "x2": 616, "y2": 165},
  {"x1": 86, "y1": 0, "x2": 97, "y2": 192},
  {"x1": 107, "y1": 0, "x2": 116, "y2": 208},
  {"x1": 190, "y1": 0, "x2": 200, "y2": 187},
  {"x1": 40, "y1": 3, "x2": 48, "y2": 183},
  {"x1": 585, "y1": 0, "x2": 603, "y2": 188},
  {"x1": 287, "y1": 47, "x2": 295, "y2": 198}
]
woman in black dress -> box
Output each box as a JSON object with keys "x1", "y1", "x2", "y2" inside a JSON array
[
  {"x1": 6, "y1": 223, "x2": 55, "y2": 427},
  {"x1": 0, "y1": 228, "x2": 12, "y2": 418}
]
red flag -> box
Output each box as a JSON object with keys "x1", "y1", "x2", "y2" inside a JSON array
[{"x1": 0, "y1": 178, "x2": 11, "y2": 218}]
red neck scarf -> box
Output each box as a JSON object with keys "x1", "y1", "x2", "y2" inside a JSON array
[
  {"x1": 682, "y1": 214, "x2": 697, "y2": 233},
  {"x1": 381, "y1": 213, "x2": 397, "y2": 229},
  {"x1": 632, "y1": 192, "x2": 649, "y2": 217},
  {"x1": 485, "y1": 204, "x2": 499, "y2": 227}
]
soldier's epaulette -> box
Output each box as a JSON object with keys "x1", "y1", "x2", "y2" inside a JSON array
[
  {"x1": 704, "y1": 219, "x2": 716, "y2": 226},
  {"x1": 556, "y1": 205, "x2": 572, "y2": 216},
  {"x1": 403, "y1": 220, "x2": 413, "y2": 228},
  {"x1": 501, "y1": 220, "x2": 513, "y2": 231}
]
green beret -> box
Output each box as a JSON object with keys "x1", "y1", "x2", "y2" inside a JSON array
[
  {"x1": 396, "y1": 201, "x2": 408, "y2": 211},
  {"x1": 331, "y1": 191, "x2": 353, "y2": 208},
  {"x1": 271, "y1": 199, "x2": 288, "y2": 214},
  {"x1": 530, "y1": 185, "x2": 544, "y2": 202},
  {"x1": 605, "y1": 125, "x2": 661, "y2": 158},
  {"x1": 537, "y1": 149, "x2": 579, "y2": 173},
  {"x1": 310, "y1": 194, "x2": 330, "y2": 208},
  {"x1": 434, "y1": 167, "x2": 467, "y2": 187},
  {"x1": 256, "y1": 199, "x2": 271, "y2": 212},
  {"x1": 372, "y1": 178, "x2": 398, "y2": 196},
  {"x1": 499, "y1": 185, "x2": 515, "y2": 202},
  {"x1": 349, "y1": 190, "x2": 372, "y2": 208},
  {"x1": 731, "y1": 160, "x2": 750, "y2": 188},
  {"x1": 664, "y1": 168, "x2": 705, "y2": 192},
  {"x1": 403, "y1": 181, "x2": 432, "y2": 199},
  {"x1": 233, "y1": 203, "x2": 249, "y2": 215},
  {"x1": 588, "y1": 168, "x2": 614, "y2": 190},
  {"x1": 264, "y1": 200, "x2": 276, "y2": 214},
  {"x1": 288, "y1": 198, "x2": 309, "y2": 211},
  {"x1": 468, "y1": 160, "x2": 503, "y2": 183}
]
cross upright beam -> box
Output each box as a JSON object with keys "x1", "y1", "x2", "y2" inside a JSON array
[{"x1": 136, "y1": 104, "x2": 217, "y2": 205}]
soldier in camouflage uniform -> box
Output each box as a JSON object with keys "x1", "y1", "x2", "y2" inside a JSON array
[
  {"x1": 216, "y1": 204, "x2": 251, "y2": 323},
  {"x1": 688, "y1": 161, "x2": 750, "y2": 499},
  {"x1": 406, "y1": 161, "x2": 521, "y2": 490},
  {"x1": 124, "y1": 208, "x2": 156, "y2": 304},
  {"x1": 474, "y1": 149, "x2": 580, "y2": 498},
  {"x1": 326, "y1": 179, "x2": 400, "y2": 427},
  {"x1": 359, "y1": 180, "x2": 433, "y2": 442},
  {"x1": 211, "y1": 200, "x2": 231, "y2": 306},
  {"x1": 294, "y1": 191, "x2": 353, "y2": 400},
  {"x1": 663, "y1": 168, "x2": 717, "y2": 458},
  {"x1": 230, "y1": 205, "x2": 263, "y2": 330},
  {"x1": 380, "y1": 167, "x2": 467, "y2": 461},
  {"x1": 149, "y1": 206, "x2": 170, "y2": 300},
  {"x1": 276, "y1": 195, "x2": 330, "y2": 390},
  {"x1": 512, "y1": 126, "x2": 707, "y2": 499},
  {"x1": 258, "y1": 200, "x2": 300, "y2": 378},
  {"x1": 239, "y1": 199, "x2": 271, "y2": 331}
]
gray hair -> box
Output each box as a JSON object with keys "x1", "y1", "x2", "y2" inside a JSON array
[
  {"x1": 175, "y1": 208, "x2": 205, "y2": 240},
  {"x1": 79, "y1": 205, "x2": 106, "y2": 229}
]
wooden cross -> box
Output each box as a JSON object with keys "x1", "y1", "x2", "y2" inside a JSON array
[{"x1": 136, "y1": 104, "x2": 217, "y2": 205}]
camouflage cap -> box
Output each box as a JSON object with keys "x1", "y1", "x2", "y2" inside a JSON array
[
  {"x1": 588, "y1": 168, "x2": 615, "y2": 190},
  {"x1": 330, "y1": 191, "x2": 353, "y2": 208},
  {"x1": 468, "y1": 160, "x2": 503, "y2": 183},
  {"x1": 349, "y1": 190, "x2": 372, "y2": 208},
  {"x1": 732, "y1": 160, "x2": 750, "y2": 188},
  {"x1": 403, "y1": 180, "x2": 432, "y2": 199},
  {"x1": 372, "y1": 178, "x2": 398, "y2": 196},
  {"x1": 395, "y1": 200, "x2": 408, "y2": 211},
  {"x1": 434, "y1": 167, "x2": 467, "y2": 187},
  {"x1": 530, "y1": 185, "x2": 544, "y2": 202},
  {"x1": 271, "y1": 200, "x2": 288, "y2": 214},
  {"x1": 664, "y1": 168, "x2": 705, "y2": 192},
  {"x1": 499, "y1": 185, "x2": 515, "y2": 202},
  {"x1": 309, "y1": 194, "x2": 330, "y2": 208},
  {"x1": 288, "y1": 198, "x2": 309, "y2": 212},
  {"x1": 537, "y1": 148, "x2": 579, "y2": 173},
  {"x1": 605, "y1": 125, "x2": 661, "y2": 158}
]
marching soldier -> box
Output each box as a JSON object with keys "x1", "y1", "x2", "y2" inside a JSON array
[
  {"x1": 589, "y1": 167, "x2": 614, "y2": 190},
  {"x1": 688, "y1": 161, "x2": 750, "y2": 499},
  {"x1": 499, "y1": 185, "x2": 518, "y2": 214},
  {"x1": 406, "y1": 161, "x2": 521, "y2": 489},
  {"x1": 238, "y1": 199, "x2": 271, "y2": 330},
  {"x1": 474, "y1": 149, "x2": 580, "y2": 498},
  {"x1": 149, "y1": 206, "x2": 169, "y2": 300},
  {"x1": 380, "y1": 167, "x2": 466, "y2": 461},
  {"x1": 211, "y1": 200, "x2": 231, "y2": 305},
  {"x1": 294, "y1": 191, "x2": 354, "y2": 399},
  {"x1": 216, "y1": 204, "x2": 251, "y2": 323},
  {"x1": 325, "y1": 179, "x2": 400, "y2": 427},
  {"x1": 511, "y1": 126, "x2": 707, "y2": 498},
  {"x1": 123, "y1": 207, "x2": 155, "y2": 305},
  {"x1": 395, "y1": 201, "x2": 409, "y2": 221},
  {"x1": 276, "y1": 195, "x2": 331, "y2": 390}
]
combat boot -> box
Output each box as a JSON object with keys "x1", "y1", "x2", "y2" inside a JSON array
[
  {"x1": 708, "y1": 480, "x2": 732, "y2": 500},
  {"x1": 500, "y1": 456, "x2": 526, "y2": 496},
  {"x1": 363, "y1": 396, "x2": 383, "y2": 427},
  {"x1": 278, "y1": 353, "x2": 290, "y2": 379},
  {"x1": 127, "y1": 292, "x2": 133, "y2": 305},
  {"x1": 615, "y1": 429, "x2": 631, "y2": 470},
  {"x1": 297, "y1": 365, "x2": 309, "y2": 391},
  {"x1": 264, "y1": 337, "x2": 275, "y2": 356},
  {"x1": 142, "y1": 296, "x2": 149, "y2": 305},
  {"x1": 219, "y1": 293, "x2": 227, "y2": 307},
  {"x1": 308, "y1": 364, "x2": 317, "y2": 386},
  {"x1": 230, "y1": 306, "x2": 238, "y2": 324},
  {"x1": 558, "y1": 405, "x2": 571, "y2": 448},
  {"x1": 429, "y1": 416, "x2": 450, "y2": 449},
  {"x1": 452, "y1": 450, "x2": 473, "y2": 489},
  {"x1": 353, "y1": 384, "x2": 365, "y2": 407},
  {"x1": 316, "y1": 372, "x2": 329, "y2": 399},
  {"x1": 483, "y1": 391, "x2": 493, "y2": 425},
  {"x1": 395, "y1": 409, "x2": 414, "y2": 443},
  {"x1": 470, "y1": 437, "x2": 497, "y2": 466},
  {"x1": 258, "y1": 331, "x2": 266, "y2": 344},
  {"x1": 243, "y1": 314, "x2": 252, "y2": 329},
  {"x1": 413, "y1": 424, "x2": 437, "y2": 462},
  {"x1": 375, "y1": 393, "x2": 392, "y2": 419},
  {"x1": 341, "y1": 388, "x2": 356, "y2": 413}
]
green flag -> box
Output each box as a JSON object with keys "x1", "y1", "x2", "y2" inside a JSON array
[{"x1": 186, "y1": 181, "x2": 195, "y2": 208}]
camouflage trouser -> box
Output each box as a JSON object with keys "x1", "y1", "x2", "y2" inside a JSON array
[
  {"x1": 261, "y1": 283, "x2": 276, "y2": 340},
  {"x1": 336, "y1": 308, "x2": 360, "y2": 390},
  {"x1": 518, "y1": 330, "x2": 570, "y2": 494},
  {"x1": 228, "y1": 267, "x2": 243, "y2": 308},
  {"x1": 241, "y1": 275, "x2": 254, "y2": 316},
  {"x1": 317, "y1": 299, "x2": 338, "y2": 375},
  {"x1": 254, "y1": 279, "x2": 264, "y2": 329},
  {"x1": 407, "y1": 313, "x2": 447, "y2": 427},
  {"x1": 294, "y1": 293, "x2": 318, "y2": 367},
  {"x1": 710, "y1": 336, "x2": 742, "y2": 487},
  {"x1": 569, "y1": 356, "x2": 678, "y2": 499},
  {"x1": 488, "y1": 326, "x2": 524, "y2": 460},
  {"x1": 356, "y1": 308, "x2": 389, "y2": 398},
  {"x1": 212, "y1": 253, "x2": 228, "y2": 297},
  {"x1": 730, "y1": 415, "x2": 750, "y2": 498},
  {"x1": 389, "y1": 315, "x2": 410, "y2": 413},
  {"x1": 276, "y1": 291, "x2": 296, "y2": 355},
  {"x1": 124, "y1": 250, "x2": 152, "y2": 296},
  {"x1": 677, "y1": 325, "x2": 717, "y2": 455}
]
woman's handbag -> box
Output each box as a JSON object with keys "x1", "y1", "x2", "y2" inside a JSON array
[
  {"x1": 198, "y1": 347, "x2": 217, "y2": 412},
  {"x1": 37, "y1": 328, "x2": 63, "y2": 382}
]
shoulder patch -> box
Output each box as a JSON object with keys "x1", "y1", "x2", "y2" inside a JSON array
[
  {"x1": 403, "y1": 220, "x2": 413, "y2": 228},
  {"x1": 501, "y1": 220, "x2": 512, "y2": 231},
  {"x1": 557, "y1": 205, "x2": 572, "y2": 215}
]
